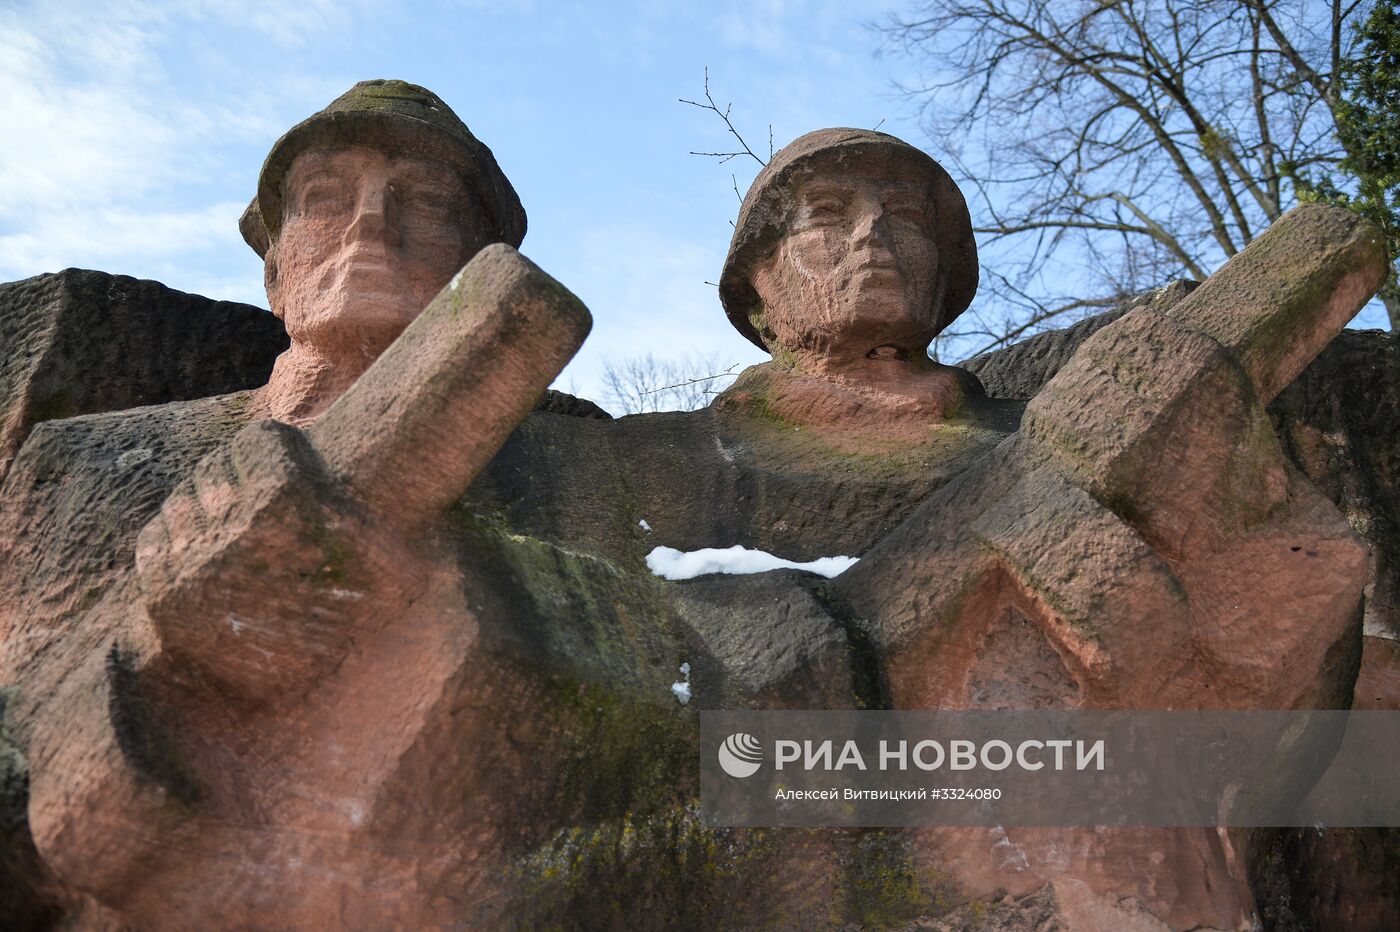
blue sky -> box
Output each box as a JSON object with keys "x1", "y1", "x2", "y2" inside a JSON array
[
  {"x1": 1, "y1": 0, "x2": 937, "y2": 401},
  {"x1": 2, "y1": 0, "x2": 1387, "y2": 404}
]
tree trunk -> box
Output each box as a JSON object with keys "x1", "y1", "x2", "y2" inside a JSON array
[{"x1": 1383, "y1": 276, "x2": 1400, "y2": 331}]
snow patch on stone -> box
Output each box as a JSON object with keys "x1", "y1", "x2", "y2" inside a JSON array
[
  {"x1": 645, "y1": 545, "x2": 858, "y2": 580},
  {"x1": 670, "y1": 661, "x2": 692, "y2": 705}
]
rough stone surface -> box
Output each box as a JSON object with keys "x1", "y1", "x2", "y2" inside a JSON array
[
  {"x1": 966, "y1": 273, "x2": 1400, "y2": 932},
  {"x1": 962, "y1": 280, "x2": 1195, "y2": 398},
  {"x1": 308, "y1": 243, "x2": 592, "y2": 521},
  {"x1": 820, "y1": 204, "x2": 1385, "y2": 930},
  {"x1": 0, "y1": 265, "x2": 610, "y2": 486},
  {"x1": 969, "y1": 285, "x2": 1400, "y2": 715},
  {"x1": 668, "y1": 572, "x2": 856, "y2": 709},
  {"x1": 714, "y1": 129, "x2": 985, "y2": 428},
  {"x1": 0, "y1": 248, "x2": 606, "y2": 927},
  {"x1": 0, "y1": 137, "x2": 1393, "y2": 930},
  {"x1": 255, "y1": 143, "x2": 503, "y2": 423},
  {"x1": 916, "y1": 884, "x2": 1064, "y2": 931},
  {"x1": 0, "y1": 269, "x2": 287, "y2": 481},
  {"x1": 248, "y1": 78, "x2": 526, "y2": 257},
  {"x1": 1272, "y1": 329, "x2": 1400, "y2": 709},
  {"x1": 468, "y1": 399, "x2": 1015, "y2": 568},
  {"x1": 0, "y1": 691, "x2": 61, "y2": 931},
  {"x1": 721, "y1": 127, "x2": 977, "y2": 350},
  {"x1": 536, "y1": 387, "x2": 612, "y2": 419}
]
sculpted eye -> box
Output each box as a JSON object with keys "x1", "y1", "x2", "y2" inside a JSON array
[
  {"x1": 399, "y1": 192, "x2": 454, "y2": 224},
  {"x1": 404, "y1": 190, "x2": 443, "y2": 210},
  {"x1": 297, "y1": 184, "x2": 347, "y2": 212},
  {"x1": 802, "y1": 198, "x2": 845, "y2": 224},
  {"x1": 886, "y1": 203, "x2": 926, "y2": 223}
]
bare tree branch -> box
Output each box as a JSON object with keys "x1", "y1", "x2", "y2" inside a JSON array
[
  {"x1": 680, "y1": 67, "x2": 769, "y2": 168},
  {"x1": 879, "y1": 0, "x2": 1375, "y2": 355},
  {"x1": 602, "y1": 354, "x2": 741, "y2": 414}
]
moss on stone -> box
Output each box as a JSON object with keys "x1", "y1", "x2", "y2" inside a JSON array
[
  {"x1": 26, "y1": 389, "x2": 76, "y2": 425},
  {"x1": 542, "y1": 675, "x2": 695, "y2": 824},
  {"x1": 303, "y1": 507, "x2": 355, "y2": 588},
  {"x1": 840, "y1": 830, "x2": 955, "y2": 929},
  {"x1": 457, "y1": 513, "x2": 681, "y2": 690},
  {"x1": 505, "y1": 671, "x2": 793, "y2": 929},
  {"x1": 512, "y1": 806, "x2": 783, "y2": 931}
]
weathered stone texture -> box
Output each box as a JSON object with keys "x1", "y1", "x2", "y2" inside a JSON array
[
  {"x1": 0, "y1": 179, "x2": 1392, "y2": 928},
  {"x1": 536, "y1": 388, "x2": 612, "y2": 419},
  {"x1": 968, "y1": 283, "x2": 1400, "y2": 710},
  {"x1": 967, "y1": 279, "x2": 1400, "y2": 932},
  {"x1": 961, "y1": 280, "x2": 1195, "y2": 397},
  {"x1": 0, "y1": 269, "x2": 288, "y2": 481}
]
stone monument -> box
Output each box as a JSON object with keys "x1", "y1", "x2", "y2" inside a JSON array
[{"x1": 0, "y1": 86, "x2": 1394, "y2": 930}]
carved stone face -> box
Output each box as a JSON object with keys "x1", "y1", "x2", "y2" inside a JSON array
[
  {"x1": 749, "y1": 169, "x2": 941, "y2": 368},
  {"x1": 267, "y1": 145, "x2": 489, "y2": 359}
]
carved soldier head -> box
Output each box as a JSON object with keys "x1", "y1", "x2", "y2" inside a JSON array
[
  {"x1": 240, "y1": 80, "x2": 525, "y2": 362},
  {"x1": 720, "y1": 129, "x2": 976, "y2": 374}
]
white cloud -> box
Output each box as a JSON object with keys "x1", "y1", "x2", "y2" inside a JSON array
[
  {"x1": 0, "y1": 5, "x2": 183, "y2": 219},
  {"x1": 184, "y1": 0, "x2": 364, "y2": 47},
  {"x1": 0, "y1": 1, "x2": 343, "y2": 216},
  {"x1": 0, "y1": 0, "x2": 356, "y2": 295},
  {"x1": 717, "y1": 0, "x2": 800, "y2": 57},
  {"x1": 0, "y1": 202, "x2": 247, "y2": 279},
  {"x1": 546, "y1": 222, "x2": 767, "y2": 404}
]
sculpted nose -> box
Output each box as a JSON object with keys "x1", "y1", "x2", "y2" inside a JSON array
[
  {"x1": 851, "y1": 203, "x2": 891, "y2": 250},
  {"x1": 345, "y1": 187, "x2": 402, "y2": 249}
]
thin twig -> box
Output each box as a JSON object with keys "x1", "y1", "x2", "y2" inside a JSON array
[
  {"x1": 679, "y1": 67, "x2": 768, "y2": 167},
  {"x1": 641, "y1": 363, "x2": 741, "y2": 396}
]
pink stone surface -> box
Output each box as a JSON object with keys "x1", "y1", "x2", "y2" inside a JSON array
[{"x1": 0, "y1": 108, "x2": 1392, "y2": 928}]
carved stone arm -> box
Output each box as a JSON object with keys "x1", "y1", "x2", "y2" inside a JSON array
[
  {"x1": 834, "y1": 203, "x2": 1387, "y2": 711},
  {"x1": 819, "y1": 203, "x2": 1387, "y2": 932},
  {"x1": 135, "y1": 244, "x2": 591, "y2": 703}
]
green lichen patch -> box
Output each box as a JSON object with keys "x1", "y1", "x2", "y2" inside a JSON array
[
  {"x1": 840, "y1": 830, "x2": 957, "y2": 929},
  {"x1": 512, "y1": 806, "x2": 785, "y2": 931},
  {"x1": 505, "y1": 670, "x2": 787, "y2": 930},
  {"x1": 26, "y1": 388, "x2": 77, "y2": 425},
  {"x1": 542, "y1": 676, "x2": 697, "y2": 825},
  {"x1": 455, "y1": 513, "x2": 683, "y2": 691}
]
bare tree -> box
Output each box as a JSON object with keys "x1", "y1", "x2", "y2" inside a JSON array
[
  {"x1": 880, "y1": 0, "x2": 1393, "y2": 358},
  {"x1": 601, "y1": 354, "x2": 740, "y2": 415}
]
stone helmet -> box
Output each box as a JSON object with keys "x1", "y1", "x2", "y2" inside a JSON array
[
  {"x1": 239, "y1": 79, "x2": 526, "y2": 259},
  {"x1": 718, "y1": 128, "x2": 978, "y2": 352}
]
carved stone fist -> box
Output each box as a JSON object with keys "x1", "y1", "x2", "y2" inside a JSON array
[
  {"x1": 826, "y1": 204, "x2": 1387, "y2": 930},
  {"x1": 135, "y1": 244, "x2": 589, "y2": 704}
]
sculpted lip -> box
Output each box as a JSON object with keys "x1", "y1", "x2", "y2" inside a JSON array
[
  {"x1": 342, "y1": 241, "x2": 397, "y2": 260},
  {"x1": 851, "y1": 249, "x2": 897, "y2": 271},
  {"x1": 847, "y1": 257, "x2": 903, "y2": 290},
  {"x1": 338, "y1": 248, "x2": 400, "y2": 273}
]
